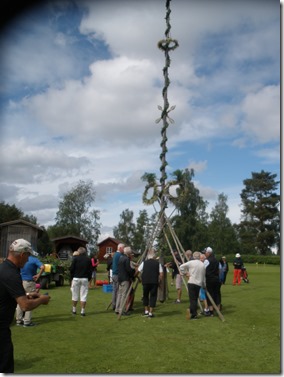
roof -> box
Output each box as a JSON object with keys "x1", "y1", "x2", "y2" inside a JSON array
[
  {"x1": 0, "y1": 219, "x2": 43, "y2": 232},
  {"x1": 97, "y1": 237, "x2": 122, "y2": 246},
  {"x1": 51, "y1": 235, "x2": 88, "y2": 243}
]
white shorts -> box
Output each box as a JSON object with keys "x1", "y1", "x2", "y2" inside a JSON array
[{"x1": 71, "y1": 278, "x2": 89, "y2": 302}]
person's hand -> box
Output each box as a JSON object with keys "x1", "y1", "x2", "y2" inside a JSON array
[
  {"x1": 40, "y1": 294, "x2": 51, "y2": 305},
  {"x1": 27, "y1": 291, "x2": 40, "y2": 299}
]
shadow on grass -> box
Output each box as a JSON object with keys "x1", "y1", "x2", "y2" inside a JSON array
[
  {"x1": 29, "y1": 313, "x2": 77, "y2": 325},
  {"x1": 14, "y1": 356, "x2": 42, "y2": 372}
]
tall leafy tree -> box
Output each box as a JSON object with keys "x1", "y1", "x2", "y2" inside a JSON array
[
  {"x1": 168, "y1": 168, "x2": 208, "y2": 251},
  {"x1": 239, "y1": 170, "x2": 280, "y2": 255},
  {"x1": 208, "y1": 193, "x2": 240, "y2": 255},
  {"x1": 0, "y1": 201, "x2": 38, "y2": 224},
  {"x1": 132, "y1": 210, "x2": 158, "y2": 253},
  {"x1": 53, "y1": 180, "x2": 101, "y2": 245},
  {"x1": 113, "y1": 209, "x2": 136, "y2": 247}
]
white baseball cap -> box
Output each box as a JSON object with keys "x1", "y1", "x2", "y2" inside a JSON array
[{"x1": 10, "y1": 239, "x2": 37, "y2": 255}]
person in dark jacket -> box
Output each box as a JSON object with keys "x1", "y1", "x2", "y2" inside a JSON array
[
  {"x1": 219, "y1": 256, "x2": 229, "y2": 284},
  {"x1": 204, "y1": 247, "x2": 221, "y2": 316},
  {"x1": 138, "y1": 249, "x2": 163, "y2": 318},
  {"x1": 70, "y1": 247, "x2": 92, "y2": 316},
  {"x1": 116, "y1": 246, "x2": 136, "y2": 316}
]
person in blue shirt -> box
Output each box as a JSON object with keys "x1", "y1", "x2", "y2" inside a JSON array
[
  {"x1": 15, "y1": 254, "x2": 45, "y2": 327},
  {"x1": 111, "y1": 243, "x2": 125, "y2": 311}
]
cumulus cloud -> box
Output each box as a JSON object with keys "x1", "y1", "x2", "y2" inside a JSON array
[
  {"x1": 0, "y1": 0, "x2": 279, "y2": 232},
  {"x1": 241, "y1": 85, "x2": 280, "y2": 144}
]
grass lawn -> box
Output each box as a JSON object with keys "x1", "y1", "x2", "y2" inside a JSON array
[{"x1": 11, "y1": 263, "x2": 280, "y2": 374}]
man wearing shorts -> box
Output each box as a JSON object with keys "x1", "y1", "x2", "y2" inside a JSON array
[{"x1": 70, "y1": 247, "x2": 92, "y2": 316}]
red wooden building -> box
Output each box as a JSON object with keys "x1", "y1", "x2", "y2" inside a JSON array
[{"x1": 97, "y1": 237, "x2": 122, "y2": 261}]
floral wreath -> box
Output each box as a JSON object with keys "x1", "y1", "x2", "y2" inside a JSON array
[{"x1": 157, "y1": 38, "x2": 179, "y2": 51}]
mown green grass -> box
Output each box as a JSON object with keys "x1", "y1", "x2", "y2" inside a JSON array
[{"x1": 12, "y1": 264, "x2": 280, "y2": 374}]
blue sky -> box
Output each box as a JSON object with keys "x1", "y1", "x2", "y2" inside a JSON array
[{"x1": 0, "y1": 0, "x2": 280, "y2": 241}]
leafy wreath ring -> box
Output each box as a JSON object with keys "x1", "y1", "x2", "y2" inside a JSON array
[
  {"x1": 143, "y1": 183, "x2": 160, "y2": 205},
  {"x1": 142, "y1": 180, "x2": 179, "y2": 205},
  {"x1": 157, "y1": 38, "x2": 179, "y2": 51}
]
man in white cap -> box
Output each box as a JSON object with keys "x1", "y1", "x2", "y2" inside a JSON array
[
  {"x1": 233, "y1": 253, "x2": 243, "y2": 285},
  {"x1": 204, "y1": 246, "x2": 221, "y2": 316},
  {"x1": 0, "y1": 239, "x2": 50, "y2": 373}
]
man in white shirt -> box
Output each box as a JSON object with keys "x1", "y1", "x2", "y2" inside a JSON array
[{"x1": 180, "y1": 251, "x2": 206, "y2": 320}]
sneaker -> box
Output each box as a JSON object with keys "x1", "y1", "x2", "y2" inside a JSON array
[
  {"x1": 148, "y1": 313, "x2": 154, "y2": 318},
  {"x1": 204, "y1": 311, "x2": 213, "y2": 317},
  {"x1": 203, "y1": 310, "x2": 210, "y2": 316},
  {"x1": 190, "y1": 316, "x2": 198, "y2": 320},
  {"x1": 80, "y1": 313, "x2": 86, "y2": 317},
  {"x1": 16, "y1": 320, "x2": 24, "y2": 326},
  {"x1": 143, "y1": 311, "x2": 149, "y2": 316},
  {"x1": 72, "y1": 310, "x2": 76, "y2": 315},
  {"x1": 174, "y1": 299, "x2": 181, "y2": 304},
  {"x1": 23, "y1": 322, "x2": 36, "y2": 327}
]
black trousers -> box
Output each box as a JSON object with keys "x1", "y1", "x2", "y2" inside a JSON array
[
  {"x1": 142, "y1": 283, "x2": 158, "y2": 308},
  {"x1": 206, "y1": 279, "x2": 221, "y2": 307},
  {"x1": 187, "y1": 283, "x2": 201, "y2": 317},
  {"x1": 0, "y1": 327, "x2": 14, "y2": 373}
]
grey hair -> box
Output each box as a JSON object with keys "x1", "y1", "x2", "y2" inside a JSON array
[
  {"x1": 147, "y1": 249, "x2": 156, "y2": 259},
  {"x1": 185, "y1": 250, "x2": 192, "y2": 259},
  {"x1": 193, "y1": 251, "x2": 201, "y2": 260},
  {"x1": 118, "y1": 243, "x2": 125, "y2": 251},
  {"x1": 77, "y1": 247, "x2": 86, "y2": 254}
]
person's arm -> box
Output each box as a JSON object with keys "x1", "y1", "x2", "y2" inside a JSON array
[
  {"x1": 179, "y1": 262, "x2": 189, "y2": 275},
  {"x1": 158, "y1": 264, "x2": 164, "y2": 285},
  {"x1": 33, "y1": 264, "x2": 45, "y2": 282},
  {"x1": 16, "y1": 292, "x2": 50, "y2": 312}
]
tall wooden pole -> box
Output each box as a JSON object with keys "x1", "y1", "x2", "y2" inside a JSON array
[{"x1": 156, "y1": 0, "x2": 178, "y2": 302}]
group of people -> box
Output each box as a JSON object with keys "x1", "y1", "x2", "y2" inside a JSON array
[
  {"x1": 0, "y1": 235, "x2": 246, "y2": 373},
  {"x1": 111, "y1": 243, "x2": 164, "y2": 318}
]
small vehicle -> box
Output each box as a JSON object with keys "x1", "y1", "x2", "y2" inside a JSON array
[
  {"x1": 241, "y1": 266, "x2": 249, "y2": 283},
  {"x1": 38, "y1": 263, "x2": 65, "y2": 289}
]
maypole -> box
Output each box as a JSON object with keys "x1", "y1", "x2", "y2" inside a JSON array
[{"x1": 142, "y1": 0, "x2": 178, "y2": 302}]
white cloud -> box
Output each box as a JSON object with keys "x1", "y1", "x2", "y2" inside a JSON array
[
  {"x1": 0, "y1": 0, "x2": 279, "y2": 233},
  {"x1": 241, "y1": 85, "x2": 280, "y2": 144}
]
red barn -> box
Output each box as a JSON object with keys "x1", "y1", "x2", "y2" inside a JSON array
[{"x1": 97, "y1": 237, "x2": 123, "y2": 261}]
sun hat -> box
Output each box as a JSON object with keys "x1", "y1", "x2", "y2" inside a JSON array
[
  {"x1": 10, "y1": 239, "x2": 37, "y2": 255},
  {"x1": 235, "y1": 253, "x2": 241, "y2": 258}
]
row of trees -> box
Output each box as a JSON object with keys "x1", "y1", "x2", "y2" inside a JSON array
[
  {"x1": 114, "y1": 170, "x2": 280, "y2": 256},
  {"x1": 0, "y1": 170, "x2": 280, "y2": 256}
]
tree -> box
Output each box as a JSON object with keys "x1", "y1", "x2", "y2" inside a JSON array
[
  {"x1": 113, "y1": 209, "x2": 136, "y2": 247},
  {"x1": 0, "y1": 201, "x2": 38, "y2": 224},
  {"x1": 52, "y1": 180, "x2": 101, "y2": 245},
  {"x1": 168, "y1": 168, "x2": 208, "y2": 251},
  {"x1": 239, "y1": 170, "x2": 280, "y2": 255},
  {"x1": 37, "y1": 226, "x2": 53, "y2": 256},
  {"x1": 208, "y1": 193, "x2": 240, "y2": 254}
]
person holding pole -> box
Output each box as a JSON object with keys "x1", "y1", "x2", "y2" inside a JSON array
[
  {"x1": 204, "y1": 247, "x2": 221, "y2": 317},
  {"x1": 180, "y1": 251, "x2": 206, "y2": 320},
  {"x1": 116, "y1": 246, "x2": 136, "y2": 316}
]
